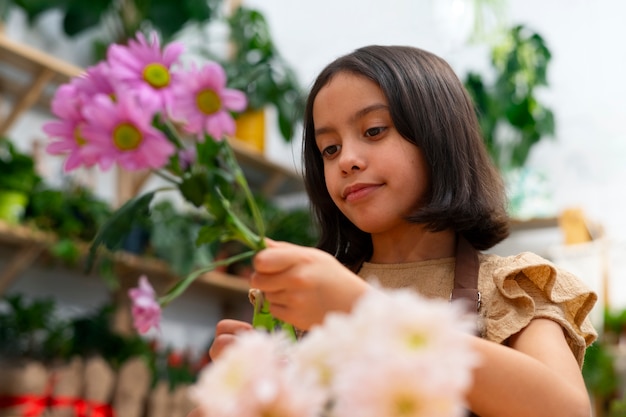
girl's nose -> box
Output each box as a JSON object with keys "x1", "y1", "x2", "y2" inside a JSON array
[{"x1": 338, "y1": 143, "x2": 364, "y2": 175}]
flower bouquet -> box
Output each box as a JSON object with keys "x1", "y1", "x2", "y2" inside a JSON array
[
  {"x1": 43, "y1": 31, "x2": 291, "y2": 336},
  {"x1": 190, "y1": 286, "x2": 480, "y2": 417}
]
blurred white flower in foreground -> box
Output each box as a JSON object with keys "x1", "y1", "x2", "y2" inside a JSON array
[{"x1": 190, "y1": 286, "x2": 481, "y2": 417}]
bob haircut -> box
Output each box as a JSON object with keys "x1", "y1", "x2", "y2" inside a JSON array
[{"x1": 302, "y1": 45, "x2": 509, "y2": 269}]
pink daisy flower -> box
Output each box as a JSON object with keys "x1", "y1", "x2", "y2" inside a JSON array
[
  {"x1": 81, "y1": 93, "x2": 175, "y2": 171},
  {"x1": 128, "y1": 275, "x2": 162, "y2": 334},
  {"x1": 106, "y1": 31, "x2": 184, "y2": 114},
  {"x1": 172, "y1": 62, "x2": 247, "y2": 141},
  {"x1": 73, "y1": 61, "x2": 116, "y2": 99},
  {"x1": 43, "y1": 83, "x2": 99, "y2": 172}
]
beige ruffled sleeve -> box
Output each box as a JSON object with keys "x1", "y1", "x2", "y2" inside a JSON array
[{"x1": 479, "y1": 252, "x2": 598, "y2": 367}]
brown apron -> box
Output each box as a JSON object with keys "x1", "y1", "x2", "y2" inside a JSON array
[{"x1": 451, "y1": 236, "x2": 481, "y2": 417}]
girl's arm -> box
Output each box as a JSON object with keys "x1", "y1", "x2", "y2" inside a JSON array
[
  {"x1": 468, "y1": 318, "x2": 591, "y2": 417},
  {"x1": 250, "y1": 240, "x2": 593, "y2": 417}
]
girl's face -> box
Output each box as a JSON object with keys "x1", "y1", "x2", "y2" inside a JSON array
[{"x1": 313, "y1": 72, "x2": 430, "y2": 237}]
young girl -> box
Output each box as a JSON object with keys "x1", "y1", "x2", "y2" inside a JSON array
[{"x1": 197, "y1": 45, "x2": 598, "y2": 417}]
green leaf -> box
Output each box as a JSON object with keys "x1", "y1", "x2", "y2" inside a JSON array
[
  {"x1": 62, "y1": 0, "x2": 111, "y2": 37},
  {"x1": 179, "y1": 173, "x2": 210, "y2": 207},
  {"x1": 145, "y1": 0, "x2": 213, "y2": 40},
  {"x1": 86, "y1": 191, "x2": 157, "y2": 272},
  {"x1": 196, "y1": 224, "x2": 227, "y2": 246},
  {"x1": 50, "y1": 238, "x2": 81, "y2": 265}
]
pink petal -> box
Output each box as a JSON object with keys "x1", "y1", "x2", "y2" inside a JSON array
[{"x1": 222, "y1": 89, "x2": 248, "y2": 112}]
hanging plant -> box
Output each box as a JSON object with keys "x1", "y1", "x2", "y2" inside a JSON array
[{"x1": 464, "y1": 24, "x2": 555, "y2": 171}]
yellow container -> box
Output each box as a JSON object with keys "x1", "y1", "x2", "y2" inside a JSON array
[
  {"x1": 0, "y1": 190, "x2": 28, "y2": 224},
  {"x1": 234, "y1": 109, "x2": 265, "y2": 153}
]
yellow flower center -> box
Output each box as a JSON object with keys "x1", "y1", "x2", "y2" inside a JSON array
[
  {"x1": 394, "y1": 395, "x2": 420, "y2": 417},
  {"x1": 73, "y1": 125, "x2": 87, "y2": 146},
  {"x1": 113, "y1": 123, "x2": 142, "y2": 151},
  {"x1": 406, "y1": 332, "x2": 427, "y2": 350},
  {"x1": 143, "y1": 63, "x2": 170, "y2": 88},
  {"x1": 196, "y1": 89, "x2": 221, "y2": 115}
]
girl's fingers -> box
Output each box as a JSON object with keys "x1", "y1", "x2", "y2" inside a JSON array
[
  {"x1": 215, "y1": 319, "x2": 253, "y2": 335},
  {"x1": 209, "y1": 334, "x2": 238, "y2": 360},
  {"x1": 252, "y1": 244, "x2": 305, "y2": 274}
]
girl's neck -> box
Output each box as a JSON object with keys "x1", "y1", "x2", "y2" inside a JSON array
[{"x1": 369, "y1": 226, "x2": 456, "y2": 264}]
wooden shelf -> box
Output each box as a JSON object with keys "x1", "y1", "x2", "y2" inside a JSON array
[
  {"x1": 0, "y1": 34, "x2": 83, "y2": 135},
  {"x1": 509, "y1": 216, "x2": 559, "y2": 232},
  {"x1": 0, "y1": 220, "x2": 250, "y2": 299}
]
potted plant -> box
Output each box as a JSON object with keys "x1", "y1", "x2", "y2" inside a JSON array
[
  {"x1": 24, "y1": 181, "x2": 112, "y2": 264},
  {"x1": 222, "y1": 5, "x2": 306, "y2": 148},
  {"x1": 0, "y1": 139, "x2": 40, "y2": 224},
  {"x1": 464, "y1": 24, "x2": 554, "y2": 172}
]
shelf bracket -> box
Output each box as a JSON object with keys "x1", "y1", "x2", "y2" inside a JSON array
[
  {"x1": 0, "y1": 242, "x2": 47, "y2": 294},
  {"x1": 0, "y1": 67, "x2": 55, "y2": 136}
]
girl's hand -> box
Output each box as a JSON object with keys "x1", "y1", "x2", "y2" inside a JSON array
[
  {"x1": 250, "y1": 240, "x2": 370, "y2": 330},
  {"x1": 208, "y1": 319, "x2": 253, "y2": 360}
]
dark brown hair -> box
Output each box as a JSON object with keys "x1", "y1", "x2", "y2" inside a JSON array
[{"x1": 302, "y1": 45, "x2": 509, "y2": 269}]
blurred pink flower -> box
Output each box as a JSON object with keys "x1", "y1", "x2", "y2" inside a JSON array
[
  {"x1": 43, "y1": 83, "x2": 99, "y2": 172},
  {"x1": 172, "y1": 62, "x2": 247, "y2": 141},
  {"x1": 107, "y1": 31, "x2": 183, "y2": 113},
  {"x1": 74, "y1": 62, "x2": 116, "y2": 99},
  {"x1": 178, "y1": 146, "x2": 197, "y2": 171},
  {"x1": 81, "y1": 93, "x2": 175, "y2": 171},
  {"x1": 128, "y1": 275, "x2": 161, "y2": 334}
]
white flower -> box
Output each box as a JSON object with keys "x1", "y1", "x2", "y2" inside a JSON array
[
  {"x1": 332, "y1": 358, "x2": 469, "y2": 417},
  {"x1": 189, "y1": 330, "x2": 325, "y2": 417},
  {"x1": 190, "y1": 287, "x2": 481, "y2": 417}
]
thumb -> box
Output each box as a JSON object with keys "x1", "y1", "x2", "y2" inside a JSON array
[{"x1": 263, "y1": 237, "x2": 292, "y2": 248}]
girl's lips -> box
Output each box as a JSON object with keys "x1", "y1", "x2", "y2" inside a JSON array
[{"x1": 342, "y1": 183, "x2": 382, "y2": 202}]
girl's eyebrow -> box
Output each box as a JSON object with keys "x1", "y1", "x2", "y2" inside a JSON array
[{"x1": 314, "y1": 103, "x2": 389, "y2": 137}]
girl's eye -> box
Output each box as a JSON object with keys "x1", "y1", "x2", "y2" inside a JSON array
[
  {"x1": 322, "y1": 144, "x2": 341, "y2": 158},
  {"x1": 365, "y1": 126, "x2": 386, "y2": 137}
]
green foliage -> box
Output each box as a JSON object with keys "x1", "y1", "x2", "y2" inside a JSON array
[
  {"x1": 257, "y1": 197, "x2": 318, "y2": 247},
  {"x1": 583, "y1": 342, "x2": 619, "y2": 397},
  {"x1": 8, "y1": 0, "x2": 220, "y2": 60},
  {"x1": 0, "y1": 294, "x2": 71, "y2": 361},
  {"x1": 149, "y1": 200, "x2": 215, "y2": 276},
  {"x1": 68, "y1": 304, "x2": 153, "y2": 370},
  {"x1": 464, "y1": 24, "x2": 554, "y2": 171},
  {"x1": 25, "y1": 183, "x2": 112, "y2": 241},
  {"x1": 86, "y1": 190, "x2": 157, "y2": 272},
  {"x1": 0, "y1": 139, "x2": 41, "y2": 194},
  {"x1": 223, "y1": 5, "x2": 306, "y2": 142},
  {"x1": 583, "y1": 307, "x2": 626, "y2": 415},
  {"x1": 604, "y1": 307, "x2": 626, "y2": 338},
  {"x1": 0, "y1": 294, "x2": 155, "y2": 373}
]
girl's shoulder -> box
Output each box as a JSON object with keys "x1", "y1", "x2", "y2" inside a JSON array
[{"x1": 476, "y1": 251, "x2": 598, "y2": 366}]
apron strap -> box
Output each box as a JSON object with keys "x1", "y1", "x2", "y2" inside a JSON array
[
  {"x1": 451, "y1": 235, "x2": 481, "y2": 417},
  {"x1": 451, "y1": 235, "x2": 481, "y2": 312}
]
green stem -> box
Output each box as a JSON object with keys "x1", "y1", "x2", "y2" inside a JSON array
[
  {"x1": 223, "y1": 143, "x2": 266, "y2": 240},
  {"x1": 159, "y1": 249, "x2": 256, "y2": 307},
  {"x1": 162, "y1": 119, "x2": 186, "y2": 149},
  {"x1": 153, "y1": 169, "x2": 181, "y2": 185}
]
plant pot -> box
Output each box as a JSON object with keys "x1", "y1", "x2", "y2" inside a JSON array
[
  {"x1": 234, "y1": 109, "x2": 265, "y2": 153},
  {"x1": 0, "y1": 189, "x2": 28, "y2": 224},
  {"x1": 122, "y1": 224, "x2": 151, "y2": 255}
]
